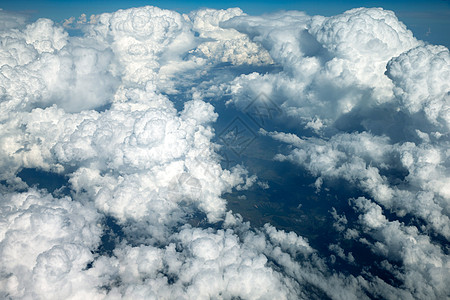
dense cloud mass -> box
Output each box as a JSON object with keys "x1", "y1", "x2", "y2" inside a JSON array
[{"x1": 0, "y1": 5, "x2": 449, "y2": 299}]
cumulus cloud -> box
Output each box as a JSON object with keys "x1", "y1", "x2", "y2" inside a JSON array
[
  {"x1": 221, "y1": 7, "x2": 449, "y2": 297},
  {"x1": 351, "y1": 197, "x2": 450, "y2": 299},
  {"x1": 266, "y1": 130, "x2": 450, "y2": 297},
  {"x1": 267, "y1": 130, "x2": 450, "y2": 237},
  {"x1": 0, "y1": 4, "x2": 449, "y2": 300},
  {"x1": 0, "y1": 8, "x2": 261, "y2": 298},
  {"x1": 0, "y1": 19, "x2": 119, "y2": 113},
  {"x1": 0, "y1": 189, "x2": 102, "y2": 299},
  {"x1": 188, "y1": 8, "x2": 273, "y2": 66},
  {"x1": 83, "y1": 6, "x2": 196, "y2": 86},
  {"x1": 249, "y1": 8, "x2": 449, "y2": 295},
  {"x1": 386, "y1": 44, "x2": 450, "y2": 128},
  {"x1": 224, "y1": 7, "x2": 422, "y2": 129}
]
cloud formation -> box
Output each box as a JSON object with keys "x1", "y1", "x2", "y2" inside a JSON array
[
  {"x1": 224, "y1": 8, "x2": 424, "y2": 130},
  {"x1": 386, "y1": 44, "x2": 450, "y2": 128},
  {"x1": 0, "y1": 5, "x2": 449, "y2": 300},
  {"x1": 0, "y1": 189, "x2": 102, "y2": 299}
]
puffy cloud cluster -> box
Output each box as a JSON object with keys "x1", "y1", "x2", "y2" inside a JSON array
[
  {"x1": 84, "y1": 6, "x2": 194, "y2": 85},
  {"x1": 1, "y1": 85, "x2": 251, "y2": 228},
  {"x1": 351, "y1": 197, "x2": 450, "y2": 299},
  {"x1": 0, "y1": 189, "x2": 102, "y2": 299},
  {"x1": 263, "y1": 134, "x2": 450, "y2": 298},
  {"x1": 0, "y1": 8, "x2": 262, "y2": 298},
  {"x1": 386, "y1": 44, "x2": 450, "y2": 128},
  {"x1": 1, "y1": 4, "x2": 449, "y2": 300},
  {"x1": 0, "y1": 190, "x2": 370, "y2": 300},
  {"x1": 264, "y1": 128, "x2": 450, "y2": 298},
  {"x1": 265, "y1": 130, "x2": 450, "y2": 237},
  {"x1": 188, "y1": 8, "x2": 273, "y2": 66},
  {"x1": 224, "y1": 8, "x2": 426, "y2": 129},
  {"x1": 82, "y1": 218, "x2": 382, "y2": 300},
  {"x1": 73, "y1": 6, "x2": 273, "y2": 93},
  {"x1": 0, "y1": 18, "x2": 118, "y2": 113},
  {"x1": 234, "y1": 7, "x2": 449, "y2": 298},
  {"x1": 91, "y1": 225, "x2": 299, "y2": 299}
]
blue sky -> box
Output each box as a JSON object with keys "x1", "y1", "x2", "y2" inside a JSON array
[{"x1": 1, "y1": 0, "x2": 449, "y2": 47}]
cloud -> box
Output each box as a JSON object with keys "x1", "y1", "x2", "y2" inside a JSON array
[
  {"x1": 224, "y1": 7, "x2": 422, "y2": 129},
  {"x1": 82, "y1": 6, "x2": 197, "y2": 87},
  {"x1": 386, "y1": 44, "x2": 450, "y2": 129},
  {"x1": 188, "y1": 8, "x2": 273, "y2": 66},
  {"x1": 223, "y1": 13, "x2": 449, "y2": 299},
  {"x1": 0, "y1": 5, "x2": 449, "y2": 300},
  {"x1": 82, "y1": 219, "x2": 381, "y2": 300},
  {"x1": 0, "y1": 19, "x2": 119, "y2": 113},
  {"x1": 267, "y1": 130, "x2": 450, "y2": 238},
  {"x1": 0, "y1": 189, "x2": 102, "y2": 299},
  {"x1": 351, "y1": 197, "x2": 450, "y2": 299},
  {"x1": 24, "y1": 18, "x2": 68, "y2": 53}
]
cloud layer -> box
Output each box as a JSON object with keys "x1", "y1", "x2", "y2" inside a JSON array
[{"x1": 0, "y1": 5, "x2": 449, "y2": 299}]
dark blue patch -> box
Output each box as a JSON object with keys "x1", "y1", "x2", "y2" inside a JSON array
[
  {"x1": 17, "y1": 168, "x2": 68, "y2": 194},
  {"x1": 97, "y1": 216, "x2": 125, "y2": 256}
]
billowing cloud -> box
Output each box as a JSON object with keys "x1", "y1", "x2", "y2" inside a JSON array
[
  {"x1": 0, "y1": 19, "x2": 118, "y2": 113},
  {"x1": 0, "y1": 5, "x2": 449, "y2": 300},
  {"x1": 266, "y1": 130, "x2": 450, "y2": 236},
  {"x1": 386, "y1": 44, "x2": 450, "y2": 128},
  {"x1": 0, "y1": 189, "x2": 102, "y2": 299},
  {"x1": 188, "y1": 8, "x2": 273, "y2": 66},
  {"x1": 84, "y1": 6, "x2": 195, "y2": 86},
  {"x1": 224, "y1": 7, "x2": 422, "y2": 129},
  {"x1": 351, "y1": 197, "x2": 450, "y2": 299}
]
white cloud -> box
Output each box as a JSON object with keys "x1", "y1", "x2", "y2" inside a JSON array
[
  {"x1": 386, "y1": 44, "x2": 450, "y2": 129},
  {"x1": 224, "y1": 7, "x2": 421, "y2": 129},
  {"x1": 0, "y1": 189, "x2": 103, "y2": 299},
  {"x1": 269, "y1": 131, "x2": 450, "y2": 238},
  {"x1": 0, "y1": 5, "x2": 448, "y2": 300},
  {"x1": 24, "y1": 18, "x2": 68, "y2": 53},
  {"x1": 351, "y1": 197, "x2": 450, "y2": 299},
  {"x1": 188, "y1": 8, "x2": 273, "y2": 66},
  {"x1": 0, "y1": 21, "x2": 119, "y2": 113}
]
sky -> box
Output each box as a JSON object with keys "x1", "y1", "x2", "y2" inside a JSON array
[
  {"x1": 1, "y1": 0, "x2": 450, "y2": 47},
  {"x1": 0, "y1": 2, "x2": 449, "y2": 300}
]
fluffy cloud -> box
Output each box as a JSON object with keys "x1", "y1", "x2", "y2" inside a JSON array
[
  {"x1": 386, "y1": 44, "x2": 450, "y2": 128},
  {"x1": 1, "y1": 85, "x2": 251, "y2": 227},
  {"x1": 101, "y1": 226, "x2": 298, "y2": 299},
  {"x1": 265, "y1": 129, "x2": 450, "y2": 297},
  {"x1": 351, "y1": 197, "x2": 450, "y2": 299},
  {"x1": 84, "y1": 6, "x2": 195, "y2": 86},
  {"x1": 0, "y1": 189, "x2": 102, "y2": 299},
  {"x1": 266, "y1": 130, "x2": 450, "y2": 237},
  {"x1": 252, "y1": 8, "x2": 449, "y2": 294},
  {"x1": 188, "y1": 8, "x2": 273, "y2": 66},
  {"x1": 0, "y1": 5, "x2": 449, "y2": 300},
  {"x1": 0, "y1": 9, "x2": 260, "y2": 298},
  {"x1": 24, "y1": 18, "x2": 68, "y2": 53},
  {"x1": 224, "y1": 7, "x2": 422, "y2": 129},
  {"x1": 0, "y1": 20, "x2": 118, "y2": 113}
]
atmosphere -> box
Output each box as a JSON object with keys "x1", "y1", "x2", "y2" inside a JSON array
[
  {"x1": 0, "y1": 1, "x2": 449, "y2": 299},
  {"x1": 2, "y1": 0, "x2": 450, "y2": 46}
]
